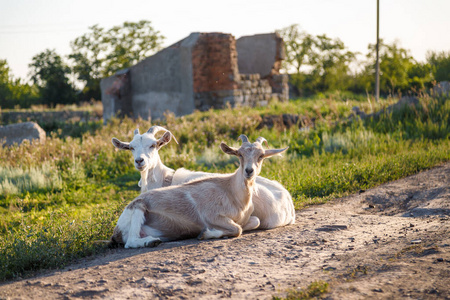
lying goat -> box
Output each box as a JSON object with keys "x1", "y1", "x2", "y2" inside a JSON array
[
  {"x1": 112, "y1": 126, "x2": 295, "y2": 229},
  {"x1": 111, "y1": 135, "x2": 288, "y2": 248}
]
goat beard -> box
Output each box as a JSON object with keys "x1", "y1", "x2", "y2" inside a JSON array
[
  {"x1": 139, "y1": 169, "x2": 148, "y2": 188},
  {"x1": 149, "y1": 169, "x2": 157, "y2": 182},
  {"x1": 140, "y1": 168, "x2": 157, "y2": 187}
]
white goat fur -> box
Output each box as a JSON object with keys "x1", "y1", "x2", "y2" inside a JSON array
[
  {"x1": 112, "y1": 126, "x2": 177, "y2": 192},
  {"x1": 172, "y1": 168, "x2": 295, "y2": 229},
  {"x1": 111, "y1": 136, "x2": 287, "y2": 248},
  {"x1": 112, "y1": 127, "x2": 295, "y2": 229}
]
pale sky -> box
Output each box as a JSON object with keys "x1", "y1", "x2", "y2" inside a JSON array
[{"x1": 1, "y1": 0, "x2": 449, "y2": 81}]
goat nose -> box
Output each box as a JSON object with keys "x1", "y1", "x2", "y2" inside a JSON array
[
  {"x1": 245, "y1": 167, "x2": 254, "y2": 175},
  {"x1": 135, "y1": 158, "x2": 144, "y2": 164}
]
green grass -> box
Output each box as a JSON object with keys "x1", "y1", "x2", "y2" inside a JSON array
[{"x1": 0, "y1": 92, "x2": 449, "y2": 281}]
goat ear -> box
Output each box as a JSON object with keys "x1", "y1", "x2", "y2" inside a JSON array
[
  {"x1": 263, "y1": 147, "x2": 289, "y2": 158},
  {"x1": 220, "y1": 142, "x2": 239, "y2": 156},
  {"x1": 134, "y1": 129, "x2": 140, "y2": 136},
  {"x1": 156, "y1": 131, "x2": 172, "y2": 149},
  {"x1": 112, "y1": 138, "x2": 131, "y2": 150}
]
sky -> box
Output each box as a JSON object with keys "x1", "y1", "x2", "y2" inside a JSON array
[{"x1": 1, "y1": 0, "x2": 449, "y2": 81}]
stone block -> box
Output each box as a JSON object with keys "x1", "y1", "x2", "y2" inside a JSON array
[
  {"x1": 272, "y1": 74, "x2": 287, "y2": 82},
  {"x1": 0, "y1": 122, "x2": 46, "y2": 147},
  {"x1": 242, "y1": 80, "x2": 252, "y2": 89},
  {"x1": 433, "y1": 81, "x2": 450, "y2": 96}
]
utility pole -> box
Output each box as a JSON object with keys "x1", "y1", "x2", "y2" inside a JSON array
[{"x1": 375, "y1": 0, "x2": 380, "y2": 101}]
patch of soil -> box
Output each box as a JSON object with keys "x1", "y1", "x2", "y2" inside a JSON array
[{"x1": 1, "y1": 163, "x2": 449, "y2": 299}]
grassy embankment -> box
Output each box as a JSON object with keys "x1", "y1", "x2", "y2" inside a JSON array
[{"x1": 0, "y1": 92, "x2": 449, "y2": 281}]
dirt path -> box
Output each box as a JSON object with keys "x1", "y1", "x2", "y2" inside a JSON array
[{"x1": 1, "y1": 163, "x2": 449, "y2": 299}]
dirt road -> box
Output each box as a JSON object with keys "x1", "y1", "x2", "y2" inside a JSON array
[{"x1": 1, "y1": 163, "x2": 449, "y2": 299}]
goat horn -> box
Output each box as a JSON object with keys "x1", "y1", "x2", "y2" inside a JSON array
[
  {"x1": 148, "y1": 126, "x2": 179, "y2": 145},
  {"x1": 170, "y1": 131, "x2": 179, "y2": 145},
  {"x1": 264, "y1": 147, "x2": 289, "y2": 158},
  {"x1": 237, "y1": 134, "x2": 250, "y2": 144},
  {"x1": 134, "y1": 128, "x2": 140, "y2": 136},
  {"x1": 147, "y1": 126, "x2": 168, "y2": 136},
  {"x1": 255, "y1": 137, "x2": 269, "y2": 148}
]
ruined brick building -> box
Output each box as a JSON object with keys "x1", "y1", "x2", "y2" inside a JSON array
[{"x1": 101, "y1": 32, "x2": 288, "y2": 121}]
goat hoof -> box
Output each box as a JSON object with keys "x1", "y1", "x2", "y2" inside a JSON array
[
  {"x1": 145, "y1": 239, "x2": 161, "y2": 248},
  {"x1": 197, "y1": 229, "x2": 206, "y2": 240}
]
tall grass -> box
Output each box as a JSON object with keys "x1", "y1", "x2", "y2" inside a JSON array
[
  {"x1": 0, "y1": 163, "x2": 62, "y2": 196},
  {"x1": 0, "y1": 93, "x2": 449, "y2": 281}
]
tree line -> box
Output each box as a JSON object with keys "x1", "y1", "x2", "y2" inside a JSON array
[
  {"x1": 277, "y1": 24, "x2": 450, "y2": 97},
  {"x1": 0, "y1": 20, "x2": 165, "y2": 109},
  {"x1": 1, "y1": 22, "x2": 449, "y2": 109}
]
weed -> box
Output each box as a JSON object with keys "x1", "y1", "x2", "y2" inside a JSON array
[
  {"x1": 349, "y1": 265, "x2": 369, "y2": 278},
  {"x1": 274, "y1": 280, "x2": 330, "y2": 300}
]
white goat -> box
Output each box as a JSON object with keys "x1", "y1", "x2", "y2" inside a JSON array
[
  {"x1": 112, "y1": 126, "x2": 295, "y2": 229},
  {"x1": 112, "y1": 126, "x2": 177, "y2": 192},
  {"x1": 111, "y1": 135, "x2": 288, "y2": 248}
]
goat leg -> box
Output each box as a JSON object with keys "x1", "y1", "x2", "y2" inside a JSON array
[
  {"x1": 198, "y1": 217, "x2": 243, "y2": 240},
  {"x1": 242, "y1": 216, "x2": 260, "y2": 231}
]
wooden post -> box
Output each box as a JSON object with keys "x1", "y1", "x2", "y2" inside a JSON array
[{"x1": 375, "y1": 0, "x2": 380, "y2": 101}]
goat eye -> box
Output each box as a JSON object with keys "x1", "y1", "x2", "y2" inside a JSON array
[
  {"x1": 130, "y1": 147, "x2": 135, "y2": 151},
  {"x1": 258, "y1": 155, "x2": 264, "y2": 161},
  {"x1": 150, "y1": 145, "x2": 155, "y2": 149}
]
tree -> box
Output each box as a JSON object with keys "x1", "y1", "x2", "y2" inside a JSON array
[
  {"x1": 306, "y1": 34, "x2": 355, "y2": 92},
  {"x1": 0, "y1": 60, "x2": 13, "y2": 104},
  {"x1": 69, "y1": 20, "x2": 165, "y2": 101},
  {"x1": 29, "y1": 49, "x2": 77, "y2": 107},
  {"x1": 407, "y1": 62, "x2": 433, "y2": 91},
  {"x1": 69, "y1": 25, "x2": 106, "y2": 102},
  {"x1": 278, "y1": 24, "x2": 355, "y2": 95},
  {"x1": 427, "y1": 51, "x2": 450, "y2": 82},
  {"x1": 367, "y1": 40, "x2": 414, "y2": 94},
  {"x1": 277, "y1": 24, "x2": 315, "y2": 75},
  {"x1": 0, "y1": 59, "x2": 39, "y2": 109},
  {"x1": 104, "y1": 21, "x2": 165, "y2": 76}
]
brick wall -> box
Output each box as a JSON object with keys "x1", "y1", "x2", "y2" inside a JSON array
[
  {"x1": 192, "y1": 33, "x2": 239, "y2": 93},
  {"x1": 191, "y1": 33, "x2": 288, "y2": 111}
]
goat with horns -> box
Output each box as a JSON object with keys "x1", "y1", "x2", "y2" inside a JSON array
[
  {"x1": 112, "y1": 126, "x2": 295, "y2": 230},
  {"x1": 110, "y1": 135, "x2": 288, "y2": 248}
]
